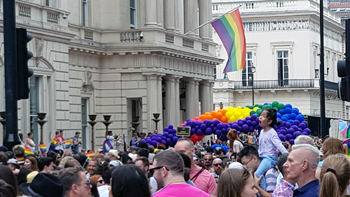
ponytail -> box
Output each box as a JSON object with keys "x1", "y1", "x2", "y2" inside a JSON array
[{"x1": 319, "y1": 171, "x2": 341, "y2": 197}]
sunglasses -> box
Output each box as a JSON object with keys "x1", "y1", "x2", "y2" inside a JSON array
[
  {"x1": 83, "y1": 180, "x2": 92, "y2": 188},
  {"x1": 98, "y1": 180, "x2": 105, "y2": 184},
  {"x1": 213, "y1": 163, "x2": 222, "y2": 167},
  {"x1": 204, "y1": 159, "x2": 212, "y2": 161},
  {"x1": 149, "y1": 166, "x2": 169, "y2": 175}
]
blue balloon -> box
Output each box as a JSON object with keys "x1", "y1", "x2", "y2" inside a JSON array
[
  {"x1": 285, "y1": 104, "x2": 293, "y2": 109},
  {"x1": 164, "y1": 128, "x2": 169, "y2": 132},
  {"x1": 289, "y1": 113, "x2": 296, "y2": 120},
  {"x1": 281, "y1": 117, "x2": 288, "y2": 122},
  {"x1": 222, "y1": 124, "x2": 229, "y2": 129},
  {"x1": 296, "y1": 115, "x2": 304, "y2": 122},
  {"x1": 285, "y1": 108, "x2": 292, "y2": 114},
  {"x1": 287, "y1": 120, "x2": 294, "y2": 125},
  {"x1": 291, "y1": 108, "x2": 299, "y2": 114},
  {"x1": 139, "y1": 139, "x2": 146, "y2": 143},
  {"x1": 279, "y1": 109, "x2": 285, "y2": 115},
  {"x1": 277, "y1": 113, "x2": 282, "y2": 119}
]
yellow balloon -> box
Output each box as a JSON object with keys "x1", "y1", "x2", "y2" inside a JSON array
[
  {"x1": 229, "y1": 116, "x2": 235, "y2": 122},
  {"x1": 237, "y1": 106, "x2": 242, "y2": 109},
  {"x1": 226, "y1": 111, "x2": 233, "y2": 118},
  {"x1": 227, "y1": 106, "x2": 234, "y2": 112},
  {"x1": 253, "y1": 107, "x2": 259, "y2": 111}
]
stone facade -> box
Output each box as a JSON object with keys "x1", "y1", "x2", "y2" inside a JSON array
[
  {"x1": 0, "y1": 0, "x2": 222, "y2": 150},
  {"x1": 212, "y1": 0, "x2": 349, "y2": 136}
]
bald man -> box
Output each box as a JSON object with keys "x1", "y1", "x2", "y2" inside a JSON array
[
  {"x1": 212, "y1": 158, "x2": 223, "y2": 183},
  {"x1": 283, "y1": 144, "x2": 320, "y2": 197},
  {"x1": 175, "y1": 138, "x2": 217, "y2": 196}
]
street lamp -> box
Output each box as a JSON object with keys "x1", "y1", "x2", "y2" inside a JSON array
[
  {"x1": 152, "y1": 113, "x2": 161, "y2": 131},
  {"x1": 250, "y1": 64, "x2": 256, "y2": 106}
]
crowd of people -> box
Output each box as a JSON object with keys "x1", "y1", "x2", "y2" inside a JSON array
[{"x1": 0, "y1": 108, "x2": 349, "y2": 197}]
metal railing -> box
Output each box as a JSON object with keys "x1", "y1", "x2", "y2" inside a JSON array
[{"x1": 233, "y1": 79, "x2": 338, "y2": 90}]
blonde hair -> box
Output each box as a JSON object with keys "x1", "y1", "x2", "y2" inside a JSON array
[
  {"x1": 217, "y1": 168, "x2": 251, "y2": 197},
  {"x1": 320, "y1": 154, "x2": 350, "y2": 197}
]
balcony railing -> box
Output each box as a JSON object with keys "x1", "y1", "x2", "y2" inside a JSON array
[{"x1": 232, "y1": 79, "x2": 338, "y2": 90}]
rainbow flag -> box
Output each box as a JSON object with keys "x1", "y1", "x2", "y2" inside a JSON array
[
  {"x1": 65, "y1": 140, "x2": 73, "y2": 149},
  {"x1": 24, "y1": 146, "x2": 33, "y2": 155},
  {"x1": 103, "y1": 139, "x2": 113, "y2": 154},
  {"x1": 49, "y1": 136, "x2": 60, "y2": 151},
  {"x1": 157, "y1": 142, "x2": 166, "y2": 149},
  {"x1": 38, "y1": 144, "x2": 47, "y2": 152},
  {"x1": 339, "y1": 120, "x2": 348, "y2": 139},
  {"x1": 85, "y1": 151, "x2": 95, "y2": 162},
  {"x1": 211, "y1": 9, "x2": 246, "y2": 72}
]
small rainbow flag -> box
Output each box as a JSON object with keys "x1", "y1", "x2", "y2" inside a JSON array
[
  {"x1": 103, "y1": 139, "x2": 113, "y2": 154},
  {"x1": 211, "y1": 9, "x2": 246, "y2": 72},
  {"x1": 85, "y1": 151, "x2": 95, "y2": 162},
  {"x1": 38, "y1": 144, "x2": 47, "y2": 152},
  {"x1": 24, "y1": 146, "x2": 33, "y2": 155},
  {"x1": 157, "y1": 142, "x2": 166, "y2": 149},
  {"x1": 65, "y1": 140, "x2": 73, "y2": 149},
  {"x1": 49, "y1": 136, "x2": 60, "y2": 151}
]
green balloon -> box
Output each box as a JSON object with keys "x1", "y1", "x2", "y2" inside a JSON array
[
  {"x1": 250, "y1": 111, "x2": 257, "y2": 115},
  {"x1": 273, "y1": 107, "x2": 278, "y2": 111},
  {"x1": 272, "y1": 101, "x2": 279, "y2": 107},
  {"x1": 256, "y1": 108, "x2": 262, "y2": 115},
  {"x1": 246, "y1": 105, "x2": 254, "y2": 109},
  {"x1": 277, "y1": 103, "x2": 285, "y2": 110}
]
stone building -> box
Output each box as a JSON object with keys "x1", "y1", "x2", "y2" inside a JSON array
[
  {"x1": 212, "y1": 0, "x2": 348, "y2": 136},
  {"x1": 0, "y1": 0, "x2": 221, "y2": 150}
]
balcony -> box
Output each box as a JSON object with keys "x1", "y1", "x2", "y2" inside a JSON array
[{"x1": 216, "y1": 79, "x2": 338, "y2": 90}]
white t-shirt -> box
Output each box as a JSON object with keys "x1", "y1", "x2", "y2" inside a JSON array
[
  {"x1": 98, "y1": 185, "x2": 110, "y2": 197},
  {"x1": 232, "y1": 140, "x2": 243, "y2": 153}
]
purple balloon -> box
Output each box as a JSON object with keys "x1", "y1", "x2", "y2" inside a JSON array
[
  {"x1": 139, "y1": 139, "x2": 146, "y2": 143},
  {"x1": 168, "y1": 125, "x2": 174, "y2": 129},
  {"x1": 222, "y1": 128, "x2": 228, "y2": 134},
  {"x1": 205, "y1": 128, "x2": 213, "y2": 135},
  {"x1": 238, "y1": 120, "x2": 244, "y2": 126},
  {"x1": 289, "y1": 139, "x2": 295, "y2": 145},
  {"x1": 285, "y1": 122, "x2": 292, "y2": 128},
  {"x1": 191, "y1": 128, "x2": 196, "y2": 135},
  {"x1": 299, "y1": 123, "x2": 306, "y2": 129},
  {"x1": 200, "y1": 124, "x2": 207, "y2": 131},
  {"x1": 169, "y1": 134, "x2": 174, "y2": 139},
  {"x1": 246, "y1": 120, "x2": 252, "y2": 126},
  {"x1": 303, "y1": 128, "x2": 311, "y2": 135},
  {"x1": 251, "y1": 121, "x2": 257, "y2": 127},
  {"x1": 241, "y1": 124, "x2": 249, "y2": 133},
  {"x1": 293, "y1": 131, "x2": 301, "y2": 139},
  {"x1": 291, "y1": 125, "x2": 299, "y2": 131},
  {"x1": 301, "y1": 131, "x2": 308, "y2": 135},
  {"x1": 166, "y1": 138, "x2": 171, "y2": 145},
  {"x1": 232, "y1": 124, "x2": 239, "y2": 130},
  {"x1": 190, "y1": 121, "x2": 197, "y2": 127},
  {"x1": 245, "y1": 116, "x2": 251, "y2": 121},
  {"x1": 279, "y1": 129, "x2": 287, "y2": 135},
  {"x1": 163, "y1": 132, "x2": 169, "y2": 137},
  {"x1": 216, "y1": 130, "x2": 222, "y2": 136},
  {"x1": 217, "y1": 123, "x2": 224, "y2": 129},
  {"x1": 278, "y1": 134, "x2": 286, "y2": 141},
  {"x1": 286, "y1": 134, "x2": 293, "y2": 141},
  {"x1": 152, "y1": 140, "x2": 157, "y2": 147},
  {"x1": 287, "y1": 128, "x2": 294, "y2": 135},
  {"x1": 172, "y1": 136, "x2": 179, "y2": 144},
  {"x1": 197, "y1": 129, "x2": 203, "y2": 136},
  {"x1": 249, "y1": 126, "x2": 254, "y2": 133},
  {"x1": 250, "y1": 114, "x2": 258, "y2": 120},
  {"x1": 293, "y1": 120, "x2": 300, "y2": 126}
]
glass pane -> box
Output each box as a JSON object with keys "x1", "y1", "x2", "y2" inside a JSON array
[
  {"x1": 284, "y1": 51, "x2": 288, "y2": 58},
  {"x1": 284, "y1": 73, "x2": 288, "y2": 78},
  {"x1": 130, "y1": 9, "x2": 135, "y2": 25},
  {"x1": 277, "y1": 51, "x2": 282, "y2": 58},
  {"x1": 247, "y1": 52, "x2": 252, "y2": 59},
  {"x1": 247, "y1": 60, "x2": 251, "y2": 67},
  {"x1": 130, "y1": 0, "x2": 135, "y2": 8},
  {"x1": 284, "y1": 66, "x2": 288, "y2": 71},
  {"x1": 284, "y1": 59, "x2": 288, "y2": 66}
]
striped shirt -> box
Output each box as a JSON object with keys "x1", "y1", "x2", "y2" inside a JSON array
[{"x1": 265, "y1": 168, "x2": 279, "y2": 192}]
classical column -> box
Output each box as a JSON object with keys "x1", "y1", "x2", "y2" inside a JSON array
[
  {"x1": 164, "y1": 0, "x2": 175, "y2": 30},
  {"x1": 186, "y1": 78, "x2": 201, "y2": 119},
  {"x1": 199, "y1": 0, "x2": 210, "y2": 40},
  {"x1": 157, "y1": 75, "x2": 164, "y2": 132},
  {"x1": 210, "y1": 81, "x2": 214, "y2": 111},
  {"x1": 145, "y1": 74, "x2": 159, "y2": 132},
  {"x1": 184, "y1": 0, "x2": 198, "y2": 36},
  {"x1": 200, "y1": 80, "x2": 211, "y2": 114},
  {"x1": 164, "y1": 76, "x2": 176, "y2": 127},
  {"x1": 145, "y1": 0, "x2": 158, "y2": 27},
  {"x1": 175, "y1": 77, "x2": 181, "y2": 126},
  {"x1": 157, "y1": 0, "x2": 163, "y2": 28}
]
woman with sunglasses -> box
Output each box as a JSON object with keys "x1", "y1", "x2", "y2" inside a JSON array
[
  {"x1": 90, "y1": 175, "x2": 105, "y2": 187},
  {"x1": 217, "y1": 168, "x2": 258, "y2": 197}
]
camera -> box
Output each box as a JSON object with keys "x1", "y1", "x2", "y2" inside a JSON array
[{"x1": 62, "y1": 13, "x2": 68, "y2": 19}]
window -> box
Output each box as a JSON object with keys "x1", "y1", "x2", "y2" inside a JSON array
[
  {"x1": 277, "y1": 50, "x2": 289, "y2": 86},
  {"x1": 214, "y1": 66, "x2": 217, "y2": 80},
  {"x1": 242, "y1": 52, "x2": 253, "y2": 86},
  {"x1": 130, "y1": 0, "x2": 136, "y2": 28},
  {"x1": 82, "y1": 0, "x2": 89, "y2": 26},
  {"x1": 46, "y1": 0, "x2": 51, "y2": 6}
]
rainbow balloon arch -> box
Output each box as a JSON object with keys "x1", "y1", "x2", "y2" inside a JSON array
[{"x1": 140, "y1": 101, "x2": 311, "y2": 148}]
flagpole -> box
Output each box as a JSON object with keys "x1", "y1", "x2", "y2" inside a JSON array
[{"x1": 184, "y1": 5, "x2": 242, "y2": 35}]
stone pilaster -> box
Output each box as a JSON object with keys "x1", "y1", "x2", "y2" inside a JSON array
[
  {"x1": 186, "y1": 78, "x2": 201, "y2": 119},
  {"x1": 199, "y1": 0, "x2": 210, "y2": 40},
  {"x1": 184, "y1": 0, "x2": 198, "y2": 36},
  {"x1": 164, "y1": 0, "x2": 175, "y2": 30},
  {"x1": 145, "y1": 0, "x2": 158, "y2": 27},
  {"x1": 144, "y1": 74, "x2": 160, "y2": 132},
  {"x1": 200, "y1": 80, "x2": 211, "y2": 114}
]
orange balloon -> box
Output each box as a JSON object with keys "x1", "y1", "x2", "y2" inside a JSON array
[
  {"x1": 205, "y1": 112, "x2": 210, "y2": 116},
  {"x1": 221, "y1": 116, "x2": 228, "y2": 123},
  {"x1": 199, "y1": 114, "x2": 206, "y2": 120},
  {"x1": 221, "y1": 109, "x2": 227, "y2": 116},
  {"x1": 211, "y1": 111, "x2": 217, "y2": 117},
  {"x1": 216, "y1": 112, "x2": 223, "y2": 120},
  {"x1": 206, "y1": 115, "x2": 213, "y2": 120}
]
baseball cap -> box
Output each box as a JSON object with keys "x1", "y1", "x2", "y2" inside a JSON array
[{"x1": 109, "y1": 160, "x2": 123, "y2": 167}]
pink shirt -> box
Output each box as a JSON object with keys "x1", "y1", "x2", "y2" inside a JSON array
[
  {"x1": 152, "y1": 183, "x2": 210, "y2": 197},
  {"x1": 190, "y1": 168, "x2": 217, "y2": 195}
]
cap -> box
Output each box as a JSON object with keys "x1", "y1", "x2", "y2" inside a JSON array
[
  {"x1": 228, "y1": 162, "x2": 243, "y2": 169},
  {"x1": 7, "y1": 158, "x2": 18, "y2": 165},
  {"x1": 108, "y1": 150, "x2": 120, "y2": 159},
  {"x1": 109, "y1": 160, "x2": 123, "y2": 167},
  {"x1": 0, "y1": 146, "x2": 8, "y2": 152},
  {"x1": 128, "y1": 153, "x2": 137, "y2": 162}
]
